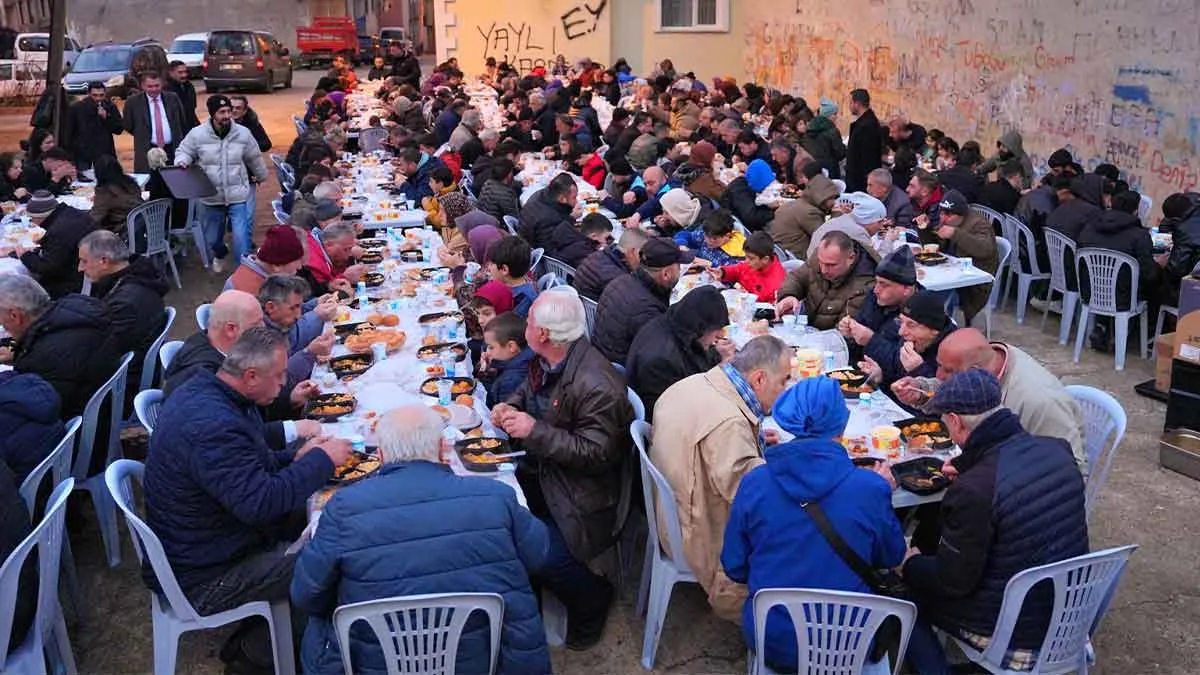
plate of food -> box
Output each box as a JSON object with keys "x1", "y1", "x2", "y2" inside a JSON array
[
  {"x1": 417, "y1": 342, "x2": 468, "y2": 362},
  {"x1": 303, "y1": 393, "x2": 357, "y2": 421},
  {"x1": 362, "y1": 272, "x2": 386, "y2": 287},
  {"x1": 418, "y1": 266, "x2": 452, "y2": 280},
  {"x1": 895, "y1": 417, "x2": 954, "y2": 451},
  {"x1": 915, "y1": 252, "x2": 949, "y2": 266},
  {"x1": 331, "y1": 450, "x2": 382, "y2": 484},
  {"x1": 358, "y1": 250, "x2": 385, "y2": 265},
  {"x1": 892, "y1": 456, "x2": 951, "y2": 495},
  {"x1": 329, "y1": 353, "x2": 374, "y2": 379},
  {"x1": 455, "y1": 437, "x2": 521, "y2": 472},
  {"x1": 419, "y1": 376, "x2": 477, "y2": 397},
  {"x1": 839, "y1": 380, "x2": 875, "y2": 398},
  {"x1": 347, "y1": 296, "x2": 381, "y2": 309},
  {"x1": 418, "y1": 310, "x2": 464, "y2": 325},
  {"x1": 344, "y1": 328, "x2": 407, "y2": 353},
  {"x1": 358, "y1": 238, "x2": 388, "y2": 250},
  {"x1": 333, "y1": 321, "x2": 374, "y2": 338},
  {"x1": 840, "y1": 435, "x2": 871, "y2": 457},
  {"x1": 365, "y1": 313, "x2": 401, "y2": 327},
  {"x1": 780, "y1": 184, "x2": 802, "y2": 199},
  {"x1": 826, "y1": 367, "x2": 869, "y2": 388},
  {"x1": 399, "y1": 250, "x2": 424, "y2": 263}
]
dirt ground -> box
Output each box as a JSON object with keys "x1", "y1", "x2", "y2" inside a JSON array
[{"x1": 6, "y1": 65, "x2": 1199, "y2": 674}]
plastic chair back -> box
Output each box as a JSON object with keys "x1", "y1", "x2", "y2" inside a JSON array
[
  {"x1": 970, "y1": 203, "x2": 1004, "y2": 231},
  {"x1": 134, "y1": 389, "x2": 165, "y2": 434},
  {"x1": 581, "y1": 296, "x2": 597, "y2": 336},
  {"x1": 291, "y1": 116, "x2": 306, "y2": 135},
  {"x1": 127, "y1": 199, "x2": 173, "y2": 257},
  {"x1": 159, "y1": 340, "x2": 184, "y2": 371},
  {"x1": 988, "y1": 237, "x2": 1012, "y2": 311},
  {"x1": 1014, "y1": 219, "x2": 1047, "y2": 277},
  {"x1": 1064, "y1": 385, "x2": 1126, "y2": 515},
  {"x1": 18, "y1": 417, "x2": 80, "y2": 515},
  {"x1": 774, "y1": 244, "x2": 796, "y2": 262},
  {"x1": 537, "y1": 272, "x2": 561, "y2": 291},
  {"x1": 333, "y1": 593, "x2": 504, "y2": 675},
  {"x1": 542, "y1": 256, "x2": 577, "y2": 286},
  {"x1": 782, "y1": 259, "x2": 805, "y2": 273},
  {"x1": 272, "y1": 199, "x2": 289, "y2": 225},
  {"x1": 72, "y1": 352, "x2": 134, "y2": 482},
  {"x1": 359, "y1": 127, "x2": 389, "y2": 153},
  {"x1": 105, "y1": 459, "x2": 206, "y2": 623},
  {"x1": 502, "y1": 215, "x2": 519, "y2": 236},
  {"x1": 0, "y1": 477, "x2": 74, "y2": 666},
  {"x1": 1044, "y1": 229, "x2": 1078, "y2": 295},
  {"x1": 196, "y1": 303, "x2": 212, "y2": 330},
  {"x1": 1075, "y1": 248, "x2": 1142, "y2": 314},
  {"x1": 630, "y1": 421, "x2": 691, "y2": 575},
  {"x1": 139, "y1": 307, "x2": 176, "y2": 393},
  {"x1": 529, "y1": 247, "x2": 545, "y2": 277},
  {"x1": 610, "y1": 361, "x2": 626, "y2": 376},
  {"x1": 972, "y1": 546, "x2": 1137, "y2": 672},
  {"x1": 627, "y1": 387, "x2": 646, "y2": 423},
  {"x1": 751, "y1": 588, "x2": 917, "y2": 675}
]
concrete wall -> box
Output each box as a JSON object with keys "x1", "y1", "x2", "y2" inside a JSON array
[
  {"x1": 745, "y1": 0, "x2": 1200, "y2": 207},
  {"x1": 67, "y1": 0, "x2": 317, "y2": 50},
  {"x1": 437, "y1": 0, "x2": 611, "y2": 75}
]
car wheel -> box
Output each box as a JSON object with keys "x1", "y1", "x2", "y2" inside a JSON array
[{"x1": 261, "y1": 73, "x2": 273, "y2": 93}]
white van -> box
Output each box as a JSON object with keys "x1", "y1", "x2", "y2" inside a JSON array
[
  {"x1": 167, "y1": 32, "x2": 209, "y2": 78},
  {"x1": 14, "y1": 33, "x2": 81, "y2": 72}
]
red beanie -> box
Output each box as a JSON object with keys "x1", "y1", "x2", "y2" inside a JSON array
[
  {"x1": 257, "y1": 226, "x2": 304, "y2": 265},
  {"x1": 474, "y1": 280, "x2": 515, "y2": 315}
]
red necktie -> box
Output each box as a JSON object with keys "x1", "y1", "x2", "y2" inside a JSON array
[{"x1": 152, "y1": 97, "x2": 165, "y2": 147}]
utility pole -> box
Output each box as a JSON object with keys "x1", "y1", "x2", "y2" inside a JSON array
[{"x1": 46, "y1": 0, "x2": 66, "y2": 139}]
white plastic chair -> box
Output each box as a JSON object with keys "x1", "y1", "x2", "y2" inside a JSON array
[
  {"x1": 106, "y1": 459, "x2": 296, "y2": 675},
  {"x1": 159, "y1": 340, "x2": 184, "y2": 371},
  {"x1": 782, "y1": 259, "x2": 805, "y2": 273},
  {"x1": 627, "y1": 386, "x2": 646, "y2": 423},
  {"x1": 138, "y1": 307, "x2": 176, "y2": 394},
  {"x1": 1065, "y1": 385, "x2": 1126, "y2": 517},
  {"x1": 529, "y1": 247, "x2": 545, "y2": 277},
  {"x1": 981, "y1": 237, "x2": 1011, "y2": 340},
  {"x1": 581, "y1": 295, "x2": 598, "y2": 337},
  {"x1": 272, "y1": 199, "x2": 289, "y2": 225},
  {"x1": 333, "y1": 593, "x2": 504, "y2": 675},
  {"x1": 168, "y1": 198, "x2": 210, "y2": 269},
  {"x1": 1137, "y1": 194, "x2": 1153, "y2": 222},
  {"x1": 748, "y1": 588, "x2": 917, "y2": 675},
  {"x1": 611, "y1": 361, "x2": 626, "y2": 376},
  {"x1": 948, "y1": 545, "x2": 1137, "y2": 675},
  {"x1": 290, "y1": 116, "x2": 306, "y2": 136},
  {"x1": 1153, "y1": 305, "x2": 1179, "y2": 357},
  {"x1": 1010, "y1": 219, "x2": 1051, "y2": 324},
  {"x1": 502, "y1": 215, "x2": 520, "y2": 236},
  {"x1": 359, "y1": 127, "x2": 389, "y2": 153},
  {"x1": 1042, "y1": 230, "x2": 1081, "y2": 345},
  {"x1": 773, "y1": 244, "x2": 796, "y2": 262},
  {"x1": 969, "y1": 203, "x2": 1004, "y2": 236},
  {"x1": 996, "y1": 214, "x2": 1021, "y2": 311},
  {"x1": 134, "y1": 389, "x2": 164, "y2": 434},
  {"x1": 536, "y1": 273, "x2": 561, "y2": 292},
  {"x1": 72, "y1": 351, "x2": 134, "y2": 568},
  {"x1": 195, "y1": 303, "x2": 212, "y2": 330},
  {"x1": 630, "y1": 421, "x2": 698, "y2": 669},
  {"x1": 1072, "y1": 248, "x2": 1149, "y2": 371},
  {"x1": 128, "y1": 199, "x2": 181, "y2": 289},
  {"x1": 542, "y1": 255, "x2": 577, "y2": 286},
  {"x1": 0, "y1": 478, "x2": 76, "y2": 675}
]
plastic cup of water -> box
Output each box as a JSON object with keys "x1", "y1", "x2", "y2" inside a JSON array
[
  {"x1": 781, "y1": 315, "x2": 797, "y2": 331},
  {"x1": 436, "y1": 379, "x2": 453, "y2": 405},
  {"x1": 960, "y1": 257, "x2": 973, "y2": 271},
  {"x1": 371, "y1": 342, "x2": 388, "y2": 362}
]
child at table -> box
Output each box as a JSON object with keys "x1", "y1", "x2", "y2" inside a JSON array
[
  {"x1": 674, "y1": 208, "x2": 745, "y2": 268},
  {"x1": 465, "y1": 281, "x2": 514, "y2": 367},
  {"x1": 479, "y1": 312, "x2": 535, "y2": 408},
  {"x1": 714, "y1": 231, "x2": 785, "y2": 303},
  {"x1": 486, "y1": 235, "x2": 538, "y2": 318}
]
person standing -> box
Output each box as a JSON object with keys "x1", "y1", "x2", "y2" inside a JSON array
[
  {"x1": 65, "y1": 82, "x2": 123, "y2": 173},
  {"x1": 165, "y1": 60, "x2": 201, "y2": 133},
  {"x1": 845, "y1": 88, "x2": 884, "y2": 193},
  {"x1": 230, "y1": 95, "x2": 272, "y2": 234},
  {"x1": 123, "y1": 71, "x2": 187, "y2": 173},
  {"x1": 388, "y1": 43, "x2": 421, "y2": 89},
  {"x1": 175, "y1": 95, "x2": 269, "y2": 272}
]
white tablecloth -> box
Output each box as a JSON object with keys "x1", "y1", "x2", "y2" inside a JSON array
[{"x1": 917, "y1": 255, "x2": 995, "y2": 292}]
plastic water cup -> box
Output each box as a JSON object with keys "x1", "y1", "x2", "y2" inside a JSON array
[
  {"x1": 439, "y1": 349, "x2": 457, "y2": 374},
  {"x1": 349, "y1": 434, "x2": 367, "y2": 454},
  {"x1": 960, "y1": 257, "x2": 973, "y2": 270},
  {"x1": 371, "y1": 342, "x2": 388, "y2": 362},
  {"x1": 436, "y1": 379, "x2": 453, "y2": 405},
  {"x1": 781, "y1": 315, "x2": 797, "y2": 331},
  {"x1": 320, "y1": 372, "x2": 336, "y2": 388}
]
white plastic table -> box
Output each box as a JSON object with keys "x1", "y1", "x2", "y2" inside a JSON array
[{"x1": 916, "y1": 255, "x2": 995, "y2": 292}]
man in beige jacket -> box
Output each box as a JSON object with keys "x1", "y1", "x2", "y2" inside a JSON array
[{"x1": 650, "y1": 336, "x2": 793, "y2": 620}]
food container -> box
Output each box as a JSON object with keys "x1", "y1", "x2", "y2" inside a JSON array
[
  {"x1": 892, "y1": 456, "x2": 951, "y2": 495},
  {"x1": 419, "y1": 376, "x2": 476, "y2": 398},
  {"x1": 895, "y1": 417, "x2": 954, "y2": 451},
  {"x1": 794, "y1": 348, "x2": 823, "y2": 379},
  {"x1": 923, "y1": 244, "x2": 940, "y2": 254},
  {"x1": 870, "y1": 425, "x2": 902, "y2": 458},
  {"x1": 1160, "y1": 429, "x2": 1200, "y2": 482},
  {"x1": 303, "y1": 393, "x2": 357, "y2": 421},
  {"x1": 455, "y1": 437, "x2": 518, "y2": 472}
]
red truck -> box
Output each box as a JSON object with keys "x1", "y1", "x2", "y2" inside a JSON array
[{"x1": 296, "y1": 17, "x2": 358, "y2": 69}]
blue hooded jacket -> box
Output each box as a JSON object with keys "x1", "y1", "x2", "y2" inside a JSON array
[
  {"x1": 483, "y1": 347, "x2": 536, "y2": 408},
  {"x1": 722, "y1": 380, "x2": 905, "y2": 668}
]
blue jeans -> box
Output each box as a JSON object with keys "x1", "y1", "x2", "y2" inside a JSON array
[
  {"x1": 201, "y1": 201, "x2": 253, "y2": 262},
  {"x1": 905, "y1": 615, "x2": 951, "y2": 674},
  {"x1": 534, "y1": 518, "x2": 611, "y2": 623}
]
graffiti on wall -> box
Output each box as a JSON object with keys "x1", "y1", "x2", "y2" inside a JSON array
[
  {"x1": 471, "y1": 0, "x2": 608, "y2": 74},
  {"x1": 744, "y1": 0, "x2": 1200, "y2": 202}
]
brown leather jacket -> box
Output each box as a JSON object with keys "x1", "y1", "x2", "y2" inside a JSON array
[{"x1": 508, "y1": 338, "x2": 634, "y2": 561}]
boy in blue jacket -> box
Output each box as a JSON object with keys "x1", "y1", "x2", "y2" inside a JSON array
[
  {"x1": 480, "y1": 312, "x2": 536, "y2": 407},
  {"x1": 487, "y1": 235, "x2": 538, "y2": 318}
]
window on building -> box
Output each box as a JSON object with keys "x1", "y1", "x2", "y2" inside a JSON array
[{"x1": 656, "y1": 0, "x2": 728, "y2": 32}]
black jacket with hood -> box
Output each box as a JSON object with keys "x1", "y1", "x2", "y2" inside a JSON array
[
  {"x1": 1046, "y1": 175, "x2": 1105, "y2": 291},
  {"x1": 1164, "y1": 195, "x2": 1200, "y2": 297},
  {"x1": 593, "y1": 267, "x2": 671, "y2": 365},
  {"x1": 92, "y1": 255, "x2": 169, "y2": 395},
  {"x1": 1077, "y1": 208, "x2": 1159, "y2": 309}
]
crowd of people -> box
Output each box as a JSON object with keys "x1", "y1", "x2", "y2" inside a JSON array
[{"x1": 0, "y1": 42, "x2": 1164, "y2": 674}]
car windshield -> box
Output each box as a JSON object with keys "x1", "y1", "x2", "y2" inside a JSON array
[
  {"x1": 208, "y1": 33, "x2": 255, "y2": 56},
  {"x1": 170, "y1": 39, "x2": 206, "y2": 54},
  {"x1": 18, "y1": 36, "x2": 49, "y2": 52},
  {"x1": 380, "y1": 30, "x2": 405, "y2": 41},
  {"x1": 72, "y1": 47, "x2": 130, "y2": 72}
]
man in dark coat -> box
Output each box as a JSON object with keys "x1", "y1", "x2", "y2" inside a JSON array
[
  {"x1": 145, "y1": 327, "x2": 351, "y2": 673},
  {"x1": 123, "y1": 71, "x2": 187, "y2": 173},
  {"x1": 165, "y1": 61, "x2": 201, "y2": 133},
  {"x1": 65, "y1": 82, "x2": 123, "y2": 172},
  {"x1": 394, "y1": 148, "x2": 447, "y2": 204},
  {"x1": 1161, "y1": 193, "x2": 1200, "y2": 304},
  {"x1": 902, "y1": 369, "x2": 1087, "y2": 673},
  {"x1": 163, "y1": 289, "x2": 264, "y2": 399},
  {"x1": 547, "y1": 212, "x2": 609, "y2": 268},
  {"x1": 845, "y1": 89, "x2": 884, "y2": 192},
  {"x1": 18, "y1": 191, "x2": 96, "y2": 298},
  {"x1": 593, "y1": 237, "x2": 692, "y2": 365},
  {"x1": 0, "y1": 275, "x2": 121, "y2": 421},
  {"x1": 838, "y1": 246, "x2": 918, "y2": 362},
  {"x1": 519, "y1": 173, "x2": 578, "y2": 250},
  {"x1": 388, "y1": 44, "x2": 422, "y2": 89},
  {"x1": 231, "y1": 96, "x2": 273, "y2": 152},
  {"x1": 79, "y1": 230, "x2": 169, "y2": 400},
  {"x1": 1077, "y1": 190, "x2": 1160, "y2": 310},
  {"x1": 937, "y1": 147, "x2": 985, "y2": 204},
  {"x1": 627, "y1": 286, "x2": 729, "y2": 421},
  {"x1": 977, "y1": 160, "x2": 1023, "y2": 216},
  {"x1": 1045, "y1": 174, "x2": 1104, "y2": 292},
  {"x1": 493, "y1": 290, "x2": 634, "y2": 650},
  {"x1": 0, "y1": 371, "x2": 65, "y2": 484},
  {"x1": 573, "y1": 228, "x2": 647, "y2": 301}
]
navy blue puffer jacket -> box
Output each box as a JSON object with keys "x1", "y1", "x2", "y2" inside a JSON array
[
  {"x1": 0, "y1": 371, "x2": 64, "y2": 484},
  {"x1": 292, "y1": 461, "x2": 551, "y2": 674}
]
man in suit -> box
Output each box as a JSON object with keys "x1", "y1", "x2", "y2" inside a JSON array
[
  {"x1": 66, "y1": 82, "x2": 123, "y2": 173},
  {"x1": 123, "y1": 71, "x2": 186, "y2": 173},
  {"x1": 165, "y1": 60, "x2": 201, "y2": 132},
  {"x1": 845, "y1": 88, "x2": 884, "y2": 193}
]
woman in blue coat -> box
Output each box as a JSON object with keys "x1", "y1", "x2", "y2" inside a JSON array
[{"x1": 722, "y1": 377, "x2": 905, "y2": 671}]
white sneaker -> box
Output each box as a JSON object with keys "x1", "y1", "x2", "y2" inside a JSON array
[{"x1": 211, "y1": 257, "x2": 225, "y2": 274}]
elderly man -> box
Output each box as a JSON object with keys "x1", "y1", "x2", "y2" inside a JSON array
[
  {"x1": 146, "y1": 327, "x2": 352, "y2": 673},
  {"x1": 932, "y1": 189, "x2": 999, "y2": 325},
  {"x1": 448, "y1": 108, "x2": 483, "y2": 152},
  {"x1": 900, "y1": 369, "x2": 1088, "y2": 673},
  {"x1": 226, "y1": 226, "x2": 308, "y2": 295},
  {"x1": 860, "y1": 290, "x2": 956, "y2": 398},
  {"x1": 175, "y1": 94, "x2": 269, "y2": 271},
  {"x1": 164, "y1": 290, "x2": 262, "y2": 397},
  {"x1": 866, "y1": 168, "x2": 915, "y2": 231},
  {"x1": 460, "y1": 127, "x2": 499, "y2": 173},
  {"x1": 573, "y1": 227, "x2": 648, "y2": 301},
  {"x1": 769, "y1": 174, "x2": 840, "y2": 258},
  {"x1": 78, "y1": 230, "x2": 168, "y2": 399},
  {"x1": 492, "y1": 288, "x2": 633, "y2": 650},
  {"x1": 775, "y1": 231, "x2": 878, "y2": 331},
  {"x1": 627, "y1": 165, "x2": 672, "y2": 226},
  {"x1": 315, "y1": 222, "x2": 368, "y2": 285},
  {"x1": 519, "y1": 172, "x2": 578, "y2": 250},
  {"x1": 18, "y1": 190, "x2": 96, "y2": 298},
  {"x1": 593, "y1": 237, "x2": 692, "y2": 365},
  {"x1": 0, "y1": 274, "x2": 119, "y2": 423},
  {"x1": 292, "y1": 405, "x2": 551, "y2": 673},
  {"x1": 893, "y1": 328, "x2": 1087, "y2": 472},
  {"x1": 652, "y1": 335, "x2": 793, "y2": 619},
  {"x1": 257, "y1": 274, "x2": 334, "y2": 370}
]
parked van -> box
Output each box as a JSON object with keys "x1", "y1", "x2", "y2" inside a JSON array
[
  {"x1": 62, "y1": 38, "x2": 167, "y2": 99},
  {"x1": 204, "y1": 30, "x2": 293, "y2": 93},
  {"x1": 14, "y1": 33, "x2": 81, "y2": 72},
  {"x1": 167, "y1": 32, "x2": 209, "y2": 79},
  {"x1": 379, "y1": 27, "x2": 411, "y2": 56}
]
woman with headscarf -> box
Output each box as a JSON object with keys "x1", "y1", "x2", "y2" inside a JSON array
[
  {"x1": 626, "y1": 286, "x2": 731, "y2": 421},
  {"x1": 721, "y1": 377, "x2": 905, "y2": 672}
]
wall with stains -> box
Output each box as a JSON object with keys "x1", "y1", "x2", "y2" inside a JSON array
[
  {"x1": 745, "y1": 0, "x2": 1200, "y2": 207},
  {"x1": 438, "y1": 0, "x2": 611, "y2": 75}
]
